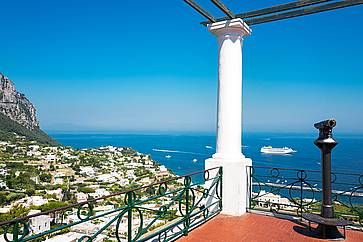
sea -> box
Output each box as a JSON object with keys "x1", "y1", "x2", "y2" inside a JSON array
[{"x1": 50, "y1": 132, "x2": 363, "y2": 186}]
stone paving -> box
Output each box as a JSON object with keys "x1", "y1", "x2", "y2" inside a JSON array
[{"x1": 178, "y1": 213, "x2": 363, "y2": 242}]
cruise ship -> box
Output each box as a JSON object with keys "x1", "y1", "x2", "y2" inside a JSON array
[{"x1": 260, "y1": 146, "x2": 296, "y2": 154}]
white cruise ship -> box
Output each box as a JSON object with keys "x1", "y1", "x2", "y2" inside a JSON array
[{"x1": 260, "y1": 146, "x2": 296, "y2": 154}]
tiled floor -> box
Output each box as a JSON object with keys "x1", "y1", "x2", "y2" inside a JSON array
[{"x1": 178, "y1": 213, "x2": 363, "y2": 242}]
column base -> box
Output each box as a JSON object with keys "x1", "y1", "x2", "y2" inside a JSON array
[
  {"x1": 205, "y1": 156, "x2": 252, "y2": 216},
  {"x1": 317, "y1": 224, "x2": 345, "y2": 240}
]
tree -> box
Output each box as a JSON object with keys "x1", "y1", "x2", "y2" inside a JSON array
[
  {"x1": 39, "y1": 172, "x2": 52, "y2": 183},
  {"x1": 6, "y1": 171, "x2": 36, "y2": 192},
  {"x1": 78, "y1": 187, "x2": 95, "y2": 193},
  {"x1": 39, "y1": 201, "x2": 68, "y2": 212},
  {"x1": 0, "y1": 204, "x2": 29, "y2": 222}
]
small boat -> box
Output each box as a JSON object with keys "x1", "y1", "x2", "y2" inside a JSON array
[
  {"x1": 192, "y1": 158, "x2": 198, "y2": 162},
  {"x1": 165, "y1": 155, "x2": 171, "y2": 159},
  {"x1": 260, "y1": 146, "x2": 296, "y2": 154},
  {"x1": 205, "y1": 145, "x2": 213, "y2": 149}
]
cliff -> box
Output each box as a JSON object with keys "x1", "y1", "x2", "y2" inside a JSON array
[{"x1": 0, "y1": 73, "x2": 58, "y2": 145}]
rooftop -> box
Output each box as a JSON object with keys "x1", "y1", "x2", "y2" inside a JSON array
[{"x1": 178, "y1": 213, "x2": 363, "y2": 242}]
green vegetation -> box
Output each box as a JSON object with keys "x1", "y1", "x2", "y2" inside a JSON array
[
  {"x1": 39, "y1": 172, "x2": 52, "y2": 183},
  {"x1": 39, "y1": 201, "x2": 69, "y2": 212},
  {"x1": 78, "y1": 187, "x2": 96, "y2": 193},
  {"x1": 4, "y1": 162, "x2": 40, "y2": 196},
  {"x1": 78, "y1": 153, "x2": 107, "y2": 168},
  {"x1": 0, "y1": 204, "x2": 29, "y2": 222},
  {"x1": 0, "y1": 112, "x2": 58, "y2": 146},
  {"x1": 135, "y1": 167, "x2": 152, "y2": 178},
  {"x1": 5, "y1": 172, "x2": 37, "y2": 195},
  {"x1": 0, "y1": 191, "x2": 26, "y2": 206}
]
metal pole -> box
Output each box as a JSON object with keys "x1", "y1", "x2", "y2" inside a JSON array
[
  {"x1": 314, "y1": 119, "x2": 342, "y2": 239},
  {"x1": 321, "y1": 145, "x2": 333, "y2": 218}
]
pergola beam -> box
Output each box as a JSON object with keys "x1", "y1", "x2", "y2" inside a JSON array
[
  {"x1": 239, "y1": 0, "x2": 333, "y2": 19},
  {"x1": 246, "y1": 0, "x2": 363, "y2": 25},
  {"x1": 200, "y1": 0, "x2": 363, "y2": 26},
  {"x1": 202, "y1": 0, "x2": 333, "y2": 25},
  {"x1": 183, "y1": 0, "x2": 216, "y2": 22},
  {"x1": 211, "y1": 0, "x2": 235, "y2": 19}
]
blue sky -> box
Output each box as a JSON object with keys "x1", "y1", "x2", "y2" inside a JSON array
[{"x1": 1, "y1": 0, "x2": 363, "y2": 133}]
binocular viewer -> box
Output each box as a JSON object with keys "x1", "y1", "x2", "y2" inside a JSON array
[{"x1": 314, "y1": 119, "x2": 336, "y2": 130}]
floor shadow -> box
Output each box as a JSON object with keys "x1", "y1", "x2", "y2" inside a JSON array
[
  {"x1": 293, "y1": 225, "x2": 322, "y2": 239},
  {"x1": 269, "y1": 213, "x2": 323, "y2": 239}
]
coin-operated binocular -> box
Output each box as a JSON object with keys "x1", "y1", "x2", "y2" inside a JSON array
[
  {"x1": 314, "y1": 119, "x2": 336, "y2": 140},
  {"x1": 314, "y1": 119, "x2": 343, "y2": 238}
]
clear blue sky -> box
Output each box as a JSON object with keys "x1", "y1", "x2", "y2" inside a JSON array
[{"x1": 1, "y1": 0, "x2": 362, "y2": 133}]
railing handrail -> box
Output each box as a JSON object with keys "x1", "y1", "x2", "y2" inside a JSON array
[
  {"x1": 248, "y1": 165, "x2": 363, "y2": 227},
  {"x1": 0, "y1": 166, "x2": 221, "y2": 227}
]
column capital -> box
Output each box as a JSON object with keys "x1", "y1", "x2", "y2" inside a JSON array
[{"x1": 208, "y1": 18, "x2": 251, "y2": 38}]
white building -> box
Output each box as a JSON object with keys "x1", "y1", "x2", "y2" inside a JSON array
[
  {"x1": 0, "y1": 206, "x2": 11, "y2": 214},
  {"x1": 90, "y1": 189, "x2": 110, "y2": 199},
  {"x1": 159, "y1": 165, "x2": 168, "y2": 172},
  {"x1": 44, "y1": 232, "x2": 106, "y2": 242},
  {"x1": 93, "y1": 205, "x2": 114, "y2": 214},
  {"x1": 27, "y1": 150, "x2": 42, "y2": 157},
  {"x1": 253, "y1": 190, "x2": 295, "y2": 211},
  {"x1": 71, "y1": 221, "x2": 99, "y2": 235},
  {"x1": 0, "y1": 141, "x2": 9, "y2": 145},
  {"x1": 126, "y1": 170, "x2": 135, "y2": 180},
  {"x1": 97, "y1": 173, "x2": 117, "y2": 183},
  {"x1": 28, "y1": 210, "x2": 51, "y2": 235},
  {"x1": 0, "y1": 181, "x2": 6, "y2": 189},
  {"x1": 46, "y1": 188, "x2": 63, "y2": 200},
  {"x1": 29, "y1": 145, "x2": 40, "y2": 151},
  {"x1": 29, "y1": 196, "x2": 48, "y2": 207},
  {"x1": 119, "y1": 178, "x2": 129, "y2": 186},
  {"x1": 76, "y1": 192, "x2": 88, "y2": 203},
  {"x1": 53, "y1": 172, "x2": 66, "y2": 185},
  {"x1": 44, "y1": 154, "x2": 57, "y2": 162},
  {"x1": 80, "y1": 166, "x2": 96, "y2": 177}
]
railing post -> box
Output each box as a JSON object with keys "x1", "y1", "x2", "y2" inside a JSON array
[
  {"x1": 300, "y1": 170, "x2": 303, "y2": 219},
  {"x1": 184, "y1": 176, "x2": 191, "y2": 235},
  {"x1": 127, "y1": 192, "x2": 133, "y2": 242},
  {"x1": 247, "y1": 166, "x2": 252, "y2": 211},
  {"x1": 13, "y1": 222, "x2": 19, "y2": 242}
]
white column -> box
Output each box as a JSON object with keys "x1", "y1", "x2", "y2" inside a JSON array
[{"x1": 205, "y1": 19, "x2": 252, "y2": 216}]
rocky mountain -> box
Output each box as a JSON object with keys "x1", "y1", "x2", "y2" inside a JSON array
[
  {"x1": 0, "y1": 73, "x2": 57, "y2": 145},
  {"x1": 0, "y1": 73, "x2": 39, "y2": 130}
]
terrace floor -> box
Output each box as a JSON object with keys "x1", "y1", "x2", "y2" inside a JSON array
[{"x1": 178, "y1": 213, "x2": 363, "y2": 242}]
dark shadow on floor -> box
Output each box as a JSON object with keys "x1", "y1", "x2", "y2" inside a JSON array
[{"x1": 293, "y1": 225, "x2": 322, "y2": 239}]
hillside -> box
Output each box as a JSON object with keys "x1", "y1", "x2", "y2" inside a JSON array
[{"x1": 0, "y1": 112, "x2": 58, "y2": 145}]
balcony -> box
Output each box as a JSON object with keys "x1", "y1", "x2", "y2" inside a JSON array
[
  {"x1": 179, "y1": 213, "x2": 363, "y2": 242},
  {"x1": 0, "y1": 166, "x2": 362, "y2": 241},
  {"x1": 181, "y1": 166, "x2": 363, "y2": 242}
]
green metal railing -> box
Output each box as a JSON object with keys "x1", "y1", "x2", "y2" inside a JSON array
[
  {"x1": 247, "y1": 166, "x2": 363, "y2": 226},
  {"x1": 0, "y1": 167, "x2": 222, "y2": 242}
]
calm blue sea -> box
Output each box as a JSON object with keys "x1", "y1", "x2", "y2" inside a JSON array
[
  {"x1": 49, "y1": 132, "x2": 363, "y2": 203},
  {"x1": 49, "y1": 132, "x2": 363, "y2": 176}
]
